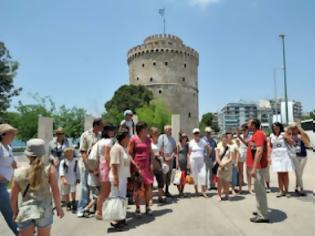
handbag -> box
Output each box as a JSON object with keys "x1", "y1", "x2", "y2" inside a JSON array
[
  {"x1": 173, "y1": 169, "x2": 182, "y2": 185},
  {"x1": 103, "y1": 188, "x2": 127, "y2": 221},
  {"x1": 152, "y1": 156, "x2": 162, "y2": 172},
  {"x1": 212, "y1": 146, "x2": 229, "y2": 175}
]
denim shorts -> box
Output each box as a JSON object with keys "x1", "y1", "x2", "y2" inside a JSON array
[{"x1": 17, "y1": 215, "x2": 53, "y2": 230}]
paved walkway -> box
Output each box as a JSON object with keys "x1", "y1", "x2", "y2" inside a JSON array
[{"x1": 1, "y1": 152, "x2": 314, "y2": 236}]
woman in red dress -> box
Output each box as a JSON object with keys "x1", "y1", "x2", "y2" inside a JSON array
[{"x1": 128, "y1": 121, "x2": 154, "y2": 217}]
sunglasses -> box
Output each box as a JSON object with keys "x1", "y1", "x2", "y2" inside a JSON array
[{"x1": 56, "y1": 133, "x2": 64, "y2": 135}]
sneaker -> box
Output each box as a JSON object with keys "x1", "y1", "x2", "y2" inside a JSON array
[
  {"x1": 266, "y1": 188, "x2": 271, "y2": 193},
  {"x1": 250, "y1": 215, "x2": 270, "y2": 223},
  {"x1": 77, "y1": 211, "x2": 84, "y2": 218}
]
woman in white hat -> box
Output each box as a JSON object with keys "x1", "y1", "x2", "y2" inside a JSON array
[
  {"x1": 0, "y1": 124, "x2": 19, "y2": 235},
  {"x1": 188, "y1": 128, "x2": 211, "y2": 198},
  {"x1": 10, "y1": 139, "x2": 64, "y2": 236}
]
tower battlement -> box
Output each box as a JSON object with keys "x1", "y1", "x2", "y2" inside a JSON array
[{"x1": 127, "y1": 34, "x2": 199, "y2": 65}]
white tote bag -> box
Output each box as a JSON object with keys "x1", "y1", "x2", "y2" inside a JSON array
[
  {"x1": 103, "y1": 188, "x2": 127, "y2": 221},
  {"x1": 173, "y1": 169, "x2": 182, "y2": 185}
]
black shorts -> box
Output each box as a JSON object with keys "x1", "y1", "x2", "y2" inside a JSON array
[{"x1": 154, "y1": 170, "x2": 165, "y2": 188}]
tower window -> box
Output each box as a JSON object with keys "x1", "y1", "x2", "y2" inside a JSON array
[
  {"x1": 158, "y1": 90, "x2": 162, "y2": 94},
  {"x1": 182, "y1": 77, "x2": 186, "y2": 82},
  {"x1": 165, "y1": 62, "x2": 168, "y2": 66},
  {"x1": 136, "y1": 77, "x2": 139, "y2": 81},
  {"x1": 184, "y1": 64, "x2": 187, "y2": 68},
  {"x1": 150, "y1": 77, "x2": 153, "y2": 82},
  {"x1": 142, "y1": 64, "x2": 145, "y2": 67},
  {"x1": 188, "y1": 112, "x2": 191, "y2": 118},
  {"x1": 153, "y1": 62, "x2": 156, "y2": 66}
]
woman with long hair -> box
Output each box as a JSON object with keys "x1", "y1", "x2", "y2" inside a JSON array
[
  {"x1": 268, "y1": 122, "x2": 293, "y2": 197},
  {"x1": 10, "y1": 139, "x2": 64, "y2": 236}
]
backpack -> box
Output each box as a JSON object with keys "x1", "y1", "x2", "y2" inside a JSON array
[{"x1": 63, "y1": 159, "x2": 78, "y2": 174}]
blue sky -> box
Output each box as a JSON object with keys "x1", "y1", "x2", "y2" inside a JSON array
[{"x1": 1, "y1": 0, "x2": 314, "y2": 117}]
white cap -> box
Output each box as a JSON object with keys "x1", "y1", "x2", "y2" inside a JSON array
[
  {"x1": 205, "y1": 127, "x2": 213, "y2": 133},
  {"x1": 192, "y1": 128, "x2": 200, "y2": 134},
  {"x1": 24, "y1": 139, "x2": 46, "y2": 157},
  {"x1": 123, "y1": 110, "x2": 133, "y2": 117}
]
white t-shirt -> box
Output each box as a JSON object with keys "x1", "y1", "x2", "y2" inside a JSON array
[
  {"x1": 98, "y1": 138, "x2": 113, "y2": 162},
  {"x1": 0, "y1": 143, "x2": 14, "y2": 181},
  {"x1": 59, "y1": 158, "x2": 80, "y2": 185},
  {"x1": 189, "y1": 139, "x2": 208, "y2": 159},
  {"x1": 151, "y1": 142, "x2": 159, "y2": 156},
  {"x1": 109, "y1": 143, "x2": 131, "y2": 180}
]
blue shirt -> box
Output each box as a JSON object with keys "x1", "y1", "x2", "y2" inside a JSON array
[{"x1": 203, "y1": 136, "x2": 217, "y2": 162}]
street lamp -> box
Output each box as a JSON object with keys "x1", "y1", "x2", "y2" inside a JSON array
[
  {"x1": 279, "y1": 34, "x2": 289, "y2": 125},
  {"x1": 273, "y1": 67, "x2": 283, "y2": 122}
]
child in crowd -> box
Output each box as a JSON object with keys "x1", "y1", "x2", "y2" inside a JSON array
[{"x1": 59, "y1": 147, "x2": 80, "y2": 213}]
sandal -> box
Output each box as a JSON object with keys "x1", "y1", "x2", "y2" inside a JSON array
[
  {"x1": 135, "y1": 209, "x2": 142, "y2": 218},
  {"x1": 145, "y1": 207, "x2": 154, "y2": 216},
  {"x1": 95, "y1": 213, "x2": 103, "y2": 220}
]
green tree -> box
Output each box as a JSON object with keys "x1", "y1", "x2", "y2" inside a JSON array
[
  {"x1": 53, "y1": 105, "x2": 86, "y2": 138},
  {"x1": 13, "y1": 102, "x2": 53, "y2": 141},
  {"x1": 199, "y1": 112, "x2": 220, "y2": 133},
  {"x1": 103, "y1": 85, "x2": 153, "y2": 125},
  {"x1": 136, "y1": 100, "x2": 171, "y2": 131},
  {"x1": 3, "y1": 94, "x2": 86, "y2": 141},
  {"x1": 0, "y1": 42, "x2": 22, "y2": 115}
]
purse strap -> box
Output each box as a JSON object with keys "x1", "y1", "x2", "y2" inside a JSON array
[
  {"x1": 220, "y1": 146, "x2": 229, "y2": 161},
  {"x1": 22, "y1": 183, "x2": 30, "y2": 198}
]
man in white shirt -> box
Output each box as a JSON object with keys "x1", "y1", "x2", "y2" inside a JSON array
[
  {"x1": 158, "y1": 125, "x2": 177, "y2": 198},
  {"x1": 77, "y1": 118, "x2": 103, "y2": 217}
]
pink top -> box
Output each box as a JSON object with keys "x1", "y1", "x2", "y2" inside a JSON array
[{"x1": 130, "y1": 135, "x2": 154, "y2": 185}]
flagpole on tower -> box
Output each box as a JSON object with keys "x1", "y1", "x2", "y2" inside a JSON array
[{"x1": 158, "y1": 7, "x2": 166, "y2": 34}]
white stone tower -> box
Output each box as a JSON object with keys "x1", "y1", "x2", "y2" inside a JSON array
[{"x1": 127, "y1": 34, "x2": 199, "y2": 135}]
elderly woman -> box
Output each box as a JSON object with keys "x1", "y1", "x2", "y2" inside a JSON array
[
  {"x1": 109, "y1": 128, "x2": 131, "y2": 229},
  {"x1": 188, "y1": 128, "x2": 211, "y2": 198},
  {"x1": 0, "y1": 124, "x2": 18, "y2": 235},
  {"x1": 10, "y1": 139, "x2": 64, "y2": 236}
]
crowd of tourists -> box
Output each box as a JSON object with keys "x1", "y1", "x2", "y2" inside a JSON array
[{"x1": 0, "y1": 110, "x2": 311, "y2": 235}]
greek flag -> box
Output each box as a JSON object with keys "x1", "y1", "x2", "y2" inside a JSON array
[{"x1": 158, "y1": 8, "x2": 165, "y2": 17}]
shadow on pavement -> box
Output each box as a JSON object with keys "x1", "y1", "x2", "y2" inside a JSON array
[
  {"x1": 229, "y1": 195, "x2": 245, "y2": 201},
  {"x1": 107, "y1": 208, "x2": 173, "y2": 233},
  {"x1": 269, "y1": 208, "x2": 287, "y2": 223}
]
